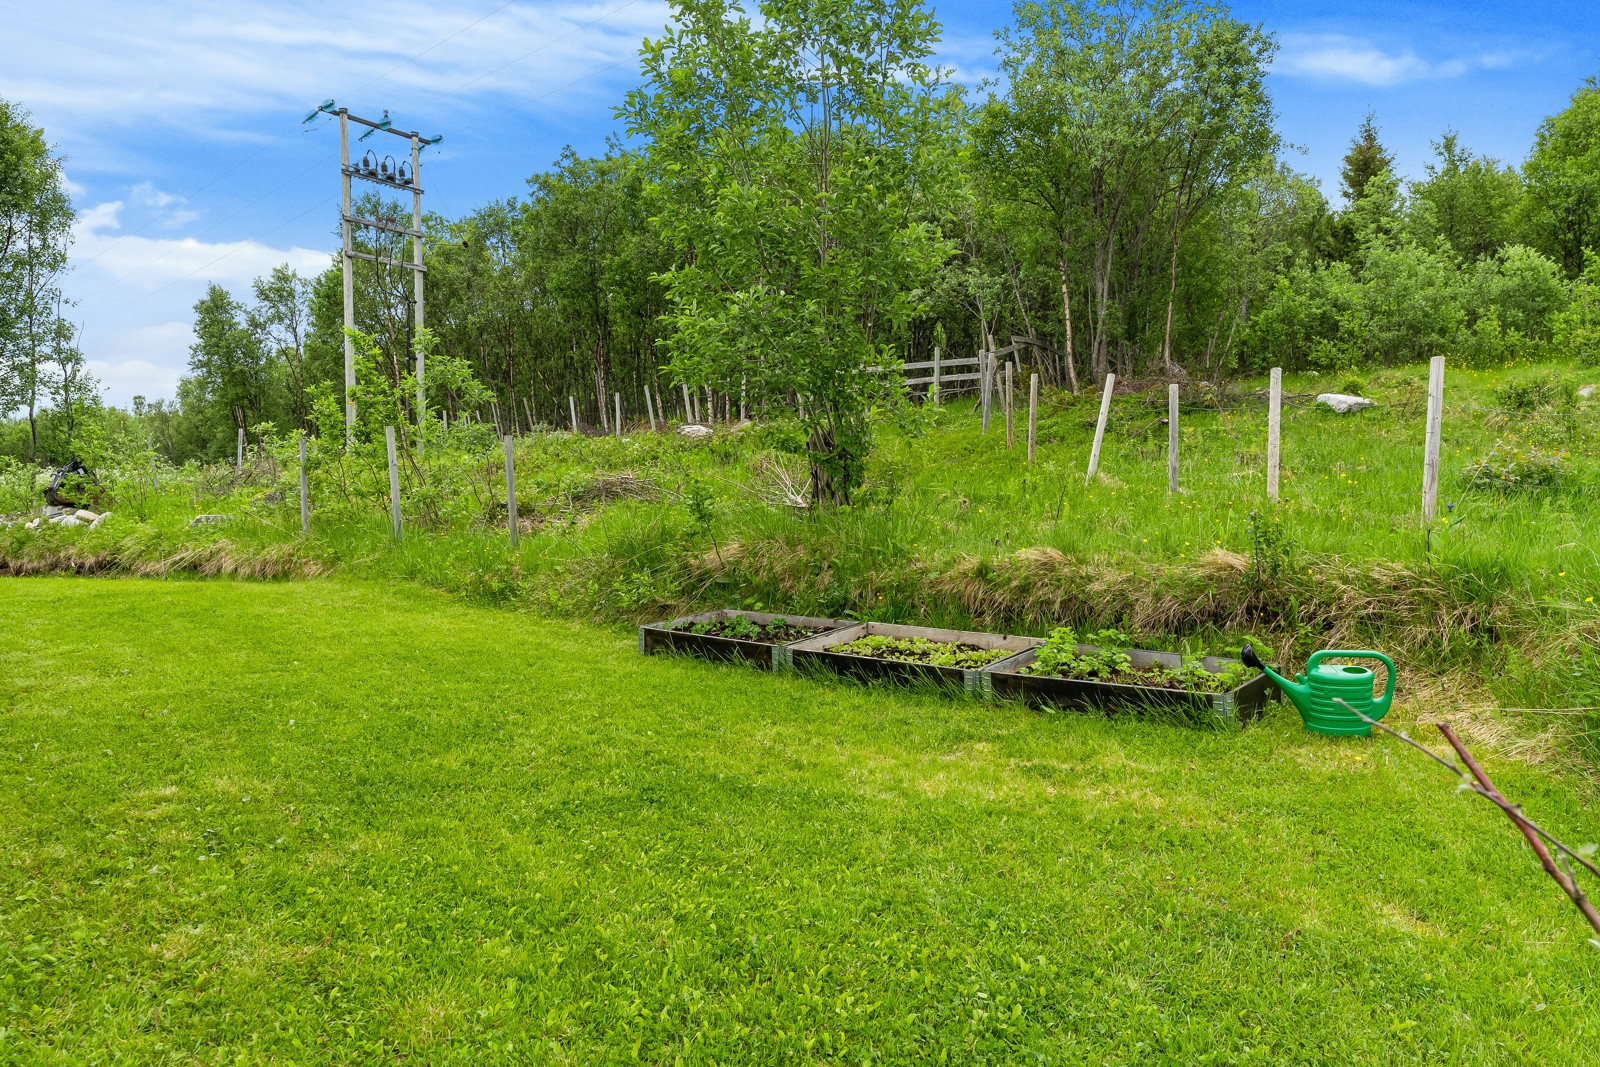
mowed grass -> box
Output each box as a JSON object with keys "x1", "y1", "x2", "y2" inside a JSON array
[{"x1": 1, "y1": 578, "x2": 1597, "y2": 1064}]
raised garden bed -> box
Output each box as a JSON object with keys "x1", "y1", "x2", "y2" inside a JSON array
[
  {"x1": 786, "y1": 622, "x2": 1043, "y2": 696},
  {"x1": 985, "y1": 628, "x2": 1275, "y2": 722},
  {"x1": 639, "y1": 610, "x2": 852, "y2": 670}
]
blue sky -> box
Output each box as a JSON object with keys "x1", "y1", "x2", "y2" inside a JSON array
[{"x1": 5, "y1": 0, "x2": 1596, "y2": 407}]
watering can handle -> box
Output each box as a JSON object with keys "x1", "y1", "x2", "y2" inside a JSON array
[{"x1": 1305, "y1": 650, "x2": 1397, "y2": 707}]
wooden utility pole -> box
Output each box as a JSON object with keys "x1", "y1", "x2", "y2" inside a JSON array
[{"x1": 307, "y1": 102, "x2": 441, "y2": 447}]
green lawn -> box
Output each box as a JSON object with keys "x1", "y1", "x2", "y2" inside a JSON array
[{"x1": 1, "y1": 577, "x2": 1596, "y2": 1064}]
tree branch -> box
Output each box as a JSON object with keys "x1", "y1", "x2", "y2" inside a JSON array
[{"x1": 1332, "y1": 698, "x2": 1600, "y2": 942}]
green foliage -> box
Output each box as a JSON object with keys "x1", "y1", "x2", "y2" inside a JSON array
[
  {"x1": 832, "y1": 634, "x2": 1013, "y2": 669},
  {"x1": 1026, "y1": 626, "x2": 1132, "y2": 680},
  {"x1": 1521, "y1": 76, "x2": 1600, "y2": 277},
  {"x1": 0, "y1": 95, "x2": 79, "y2": 462},
  {"x1": 1462, "y1": 438, "x2": 1568, "y2": 494},
  {"x1": 1246, "y1": 508, "x2": 1295, "y2": 591},
  {"x1": 622, "y1": 0, "x2": 957, "y2": 504},
  {"x1": 1407, "y1": 131, "x2": 1522, "y2": 260},
  {"x1": 1339, "y1": 111, "x2": 1396, "y2": 207},
  {"x1": 1023, "y1": 626, "x2": 1260, "y2": 692}
]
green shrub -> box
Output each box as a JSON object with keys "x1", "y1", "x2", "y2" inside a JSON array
[{"x1": 1462, "y1": 438, "x2": 1566, "y2": 493}]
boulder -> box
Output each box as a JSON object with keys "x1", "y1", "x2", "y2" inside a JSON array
[
  {"x1": 89, "y1": 513, "x2": 110, "y2": 529},
  {"x1": 1315, "y1": 392, "x2": 1375, "y2": 414},
  {"x1": 677, "y1": 424, "x2": 714, "y2": 441},
  {"x1": 74, "y1": 509, "x2": 99, "y2": 522}
]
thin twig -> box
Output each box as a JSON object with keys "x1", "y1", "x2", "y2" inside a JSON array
[
  {"x1": 1437, "y1": 722, "x2": 1600, "y2": 939},
  {"x1": 1332, "y1": 699, "x2": 1600, "y2": 882},
  {"x1": 1330, "y1": 698, "x2": 1462, "y2": 776}
]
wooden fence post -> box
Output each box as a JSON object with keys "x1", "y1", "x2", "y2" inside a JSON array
[
  {"x1": 503, "y1": 434, "x2": 519, "y2": 549},
  {"x1": 644, "y1": 385, "x2": 658, "y2": 431},
  {"x1": 681, "y1": 384, "x2": 693, "y2": 423},
  {"x1": 1027, "y1": 373, "x2": 1039, "y2": 465},
  {"x1": 384, "y1": 425, "x2": 403, "y2": 540},
  {"x1": 236, "y1": 427, "x2": 245, "y2": 470},
  {"x1": 1422, "y1": 355, "x2": 1445, "y2": 521},
  {"x1": 298, "y1": 435, "x2": 310, "y2": 535},
  {"x1": 1085, "y1": 373, "x2": 1115, "y2": 484},
  {"x1": 981, "y1": 351, "x2": 992, "y2": 434},
  {"x1": 1004, "y1": 361, "x2": 1015, "y2": 449},
  {"x1": 932, "y1": 347, "x2": 942, "y2": 408},
  {"x1": 615, "y1": 392, "x2": 623, "y2": 437},
  {"x1": 1267, "y1": 367, "x2": 1282, "y2": 502},
  {"x1": 569, "y1": 395, "x2": 579, "y2": 432},
  {"x1": 1168, "y1": 383, "x2": 1180, "y2": 493},
  {"x1": 740, "y1": 376, "x2": 748, "y2": 422}
]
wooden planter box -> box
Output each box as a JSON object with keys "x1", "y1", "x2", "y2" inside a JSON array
[
  {"x1": 985, "y1": 644, "x2": 1277, "y2": 723},
  {"x1": 786, "y1": 622, "x2": 1043, "y2": 697},
  {"x1": 639, "y1": 609, "x2": 853, "y2": 670}
]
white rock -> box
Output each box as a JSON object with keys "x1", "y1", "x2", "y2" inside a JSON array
[
  {"x1": 42, "y1": 505, "x2": 73, "y2": 517},
  {"x1": 25, "y1": 518, "x2": 41, "y2": 530},
  {"x1": 1316, "y1": 392, "x2": 1375, "y2": 414},
  {"x1": 74, "y1": 509, "x2": 99, "y2": 522},
  {"x1": 55, "y1": 515, "x2": 83, "y2": 527},
  {"x1": 1579, "y1": 384, "x2": 1597, "y2": 398},
  {"x1": 677, "y1": 424, "x2": 714, "y2": 440},
  {"x1": 89, "y1": 513, "x2": 110, "y2": 529}
]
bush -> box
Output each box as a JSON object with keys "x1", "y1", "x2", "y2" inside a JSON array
[
  {"x1": 1462, "y1": 438, "x2": 1566, "y2": 493},
  {"x1": 1492, "y1": 376, "x2": 1570, "y2": 413}
]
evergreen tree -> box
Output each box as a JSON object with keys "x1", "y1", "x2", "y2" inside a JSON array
[{"x1": 1339, "y1": 111, "x2": 1395, "y2": 206}]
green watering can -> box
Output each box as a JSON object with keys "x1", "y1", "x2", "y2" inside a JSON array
[{"x1": 1240, "y1": 645, "x2": 1396, "y2": 737}]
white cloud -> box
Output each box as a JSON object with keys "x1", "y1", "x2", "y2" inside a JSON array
[
  {"x1": 1275, "y1": 35, "x2": 1525, "y2": 87},
  {"x1": 130, "y1": 182, "x2": 182, "y2": 209},
  {"x1": 88, "y1": 354, "x2": 185, "y2": 408},
  {"x1": 0, "y1": 0, "x2": 669, "y2": 131},
  {"x1": 64, "y1": 204, "x2": 334, "y2": 406},
  {"x1": 73, "y1": 199, "x2": 329, "y2": 294}
]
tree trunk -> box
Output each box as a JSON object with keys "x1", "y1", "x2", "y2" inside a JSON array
[
  {"x1": 1057, "y1": 257, "x2": 1080, "y2": 394},
  {"x1": 806, "y1": 420, "x2": 858, "y2": 507},
  {"x1": 1161, "y1": 210, "x2": 1181, "y2": 375}
]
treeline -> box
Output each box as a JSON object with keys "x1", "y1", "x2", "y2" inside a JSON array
[{"x1": 5, "y1": 0, "x2": 1600, "y2": 470}]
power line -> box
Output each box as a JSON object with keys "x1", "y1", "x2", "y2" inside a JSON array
[
  {"x1": 81, "y1": 0, "x2": 648, "y2": 331},
  {"x1": 70, "y1": 0, "x2": 532, "y2": 272}
]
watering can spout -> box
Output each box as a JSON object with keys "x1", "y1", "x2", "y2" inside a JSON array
[{"x1": 1240, "y1": 643, "x2": 1311, "y2": 707}]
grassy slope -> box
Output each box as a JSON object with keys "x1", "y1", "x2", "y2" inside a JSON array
[{"x1": 2, "y1": 577, "x2": 1596, "y2": 1064}]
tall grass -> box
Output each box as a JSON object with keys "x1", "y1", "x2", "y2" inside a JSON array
[{"x1": 6, "y1": 360, "x2": 1599, "y2": 753}]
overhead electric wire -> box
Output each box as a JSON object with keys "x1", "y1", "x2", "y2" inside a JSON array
[
  {"x1": 72, "y1": 0, "x2": 530, "y2": 274},
  {"x1": 83, "y1": 0, "x2": 649, "y2": 329}
]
